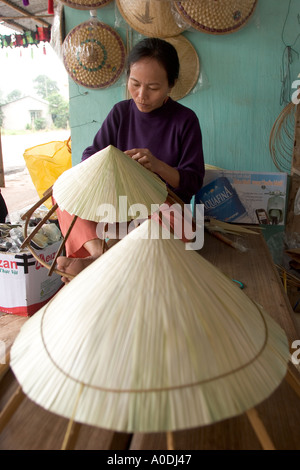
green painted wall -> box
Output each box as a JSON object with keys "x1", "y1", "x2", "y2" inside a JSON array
[{"x1": 64, "y1": 1, "x2": 300, "y2": 174}]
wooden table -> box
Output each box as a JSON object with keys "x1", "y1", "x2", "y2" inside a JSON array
[{"x1": 0, "y1": 230, "x2": 300, "y2": 450}]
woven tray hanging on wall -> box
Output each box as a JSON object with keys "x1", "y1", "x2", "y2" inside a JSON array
[
  {"x1": 10, "y1": 219, "x2": 290, "y2": 435},
  {"x1": 174, "y1": 0, "x2": 258, "y2": 35},
  {"x1": 116, "y1": 0, "x2": 184, "y2": 38},
  {"x1": 166, "y1": 35, "x2": 200, "y2": 101},
  {"x1": 62, "y1": 19, "x2": 126, "y2": 89},
  {"x1": 59, "y1": 0, "x2": 113, "y2": 10}
]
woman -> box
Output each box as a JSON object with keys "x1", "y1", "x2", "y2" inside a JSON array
[{"x1": 57, "y1": 37, "x2": 205, "y2": 281}]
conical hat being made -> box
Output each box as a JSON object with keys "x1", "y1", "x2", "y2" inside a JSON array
[
  {"x1": 116, "y1": 0, "x2": 185, "y2": 38},
  {"x1": 174, "y1": 0, "x2": 258, "y2": 35},
  {"x1": 10, "y1": 220, "x2": 289, "y2": 433},
  {"x1": 166, "y1": 35, "x2": 200, "y2": 101},
  {"x1": 63, "y1": 19, "x2": 126, "y2": 89},
  {"x1": 59, "y1": 0, "x2": 112, "y2": 10},
  {"x1": 52, "y1": 145, "x2": 168, "y2": 223}
]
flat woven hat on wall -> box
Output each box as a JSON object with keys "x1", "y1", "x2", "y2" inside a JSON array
[
  {"x1": 62, "y1": 19, "x2": 126, "y2": 89},
  {"x1": 166, "y1": 35, "x2": 200, "y2": 101},
  {"x1": 116, "y1": 0, "x2": 185, "y2": 38},
  {"x1": 174, "y1": 0, "x2": 258, "y2": 35},
  {"x1": 10, "y1": 220, "x2": 289, "y2": 434},
  {"x1": 59, "y1": 0, "x2": 112, "y2": 10}
]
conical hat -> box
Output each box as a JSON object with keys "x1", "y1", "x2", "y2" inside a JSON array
[
  {"x1": 52, "y1": 145, "x2": 168, "y2": 223},
  {"x1": 174, "y1": 0, "x2": 258, "y2": 35},
  {"x1": 10, "y1": 220, "x2": 289, "y2": 433},
  {"x1": 166, "y1": 35, "x2": 200, "y2": 101},
  {"x1": 59, "y1": 0, "x2": 112, "y2": 10},
  {"x1": 116, "y1": 0, "x2": 184, "y2": 38},
  {"x1": 62, "y1": 19, "x2": 126, "y2": 89}
]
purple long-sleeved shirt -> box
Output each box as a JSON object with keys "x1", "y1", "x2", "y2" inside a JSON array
[{"x1": 82, "y1": 98, "x2": 205, "y2": 203}]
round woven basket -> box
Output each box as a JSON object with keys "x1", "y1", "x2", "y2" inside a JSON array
[
  {"x1": 116, "y1": 0, "x2": 184, "y2": 38},
  {"x1": 174, "y1": 0, "x2": 258, "y2": 35},
  {"x1": 62, "y1": 19, "x2": 126, "y2": 89},
  {"x1": 59, "y1": 0, "x2": 112, "y2": 11},
  {"x1": 166, "y1": 35, "x2": 200, "y2": 101}
]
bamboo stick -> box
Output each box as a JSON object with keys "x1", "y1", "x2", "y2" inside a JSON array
[
  {"x1": 0, "y1": 128, "x2": 5, "y2": 188},
  {"x1": 246, "y1": 408, "x2": 275, "y2": 450},
  {"x1": 61, "y1": 384, "x2": 84, "y2": 450},
  {"x1": 0, "y1": 386, "x2": 25, "y2": 434},
  {"x1": 0, "y1": 0, "x2": 50, "y2": 27}
]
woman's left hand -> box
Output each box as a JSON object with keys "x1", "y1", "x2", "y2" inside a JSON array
[
  {"x1": 125, "y1": 148, "x2": 180, "y2": 190},
  {"x1": 125, "y1": 148, "x2": 160, "y2": 174}
]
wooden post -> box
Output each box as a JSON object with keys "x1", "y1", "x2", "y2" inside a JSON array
[{"x1": 0, "y1": 128, "x2": 5, "y2": 188}]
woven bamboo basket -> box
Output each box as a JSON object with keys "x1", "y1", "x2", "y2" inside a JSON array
[
  {"x1": 116, "y1": 0, "x2": 185, "y2": 38},
  {"x1": 62, "y1": 19, "x2": 126, "y2": 89},
  {"x1": 174, "y1": 0, "x2": 258, "y2": 35}
]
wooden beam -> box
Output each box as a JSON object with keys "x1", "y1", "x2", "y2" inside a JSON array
[
  {"x1": 0, "y1": 128, "x2": 5, "y2": 188},
  {"x1": 0, "y1": 0, "x2": 51, "y2": 27},
  {"x1": 0, "y1": 15, "x2": 54, "y2": 20}
]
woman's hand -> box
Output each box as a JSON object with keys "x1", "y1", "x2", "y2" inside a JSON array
[
  {"x1": 124, "y1": 148, "x2": 160, "y2": 173},
  {"x1": 125, "y1": 148, "x2": 180, "y2": 190}
]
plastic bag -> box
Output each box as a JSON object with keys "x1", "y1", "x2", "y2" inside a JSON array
[{"x1": 23, "y1": 138, "x2": 72, "y2": 209}]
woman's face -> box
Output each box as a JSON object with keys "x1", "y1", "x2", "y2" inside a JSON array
[{"x1": 127, "y1": 58, "x2": 172, "y2": 113}]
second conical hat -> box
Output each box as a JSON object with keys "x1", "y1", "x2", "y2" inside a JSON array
[
  {"x1": 116, "y1": 0, "x2": 185, "y2": 38},
  {"x1": 52, "y1": 145, "x2": 168, "y2": 223}
]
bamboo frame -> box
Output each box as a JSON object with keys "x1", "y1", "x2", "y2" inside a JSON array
[
  {"x1": 19, "y1": 185, "x2": 187, "y2": 281},
  {"x1": 20, "y1": 186, "x2": 75, "y2": 280},
  {"x1": 0, "y1": 386, "x2": 25, "y2": 434},
  {"x1": 19, "y1": 180, "x2": 261, "y2": 283}
]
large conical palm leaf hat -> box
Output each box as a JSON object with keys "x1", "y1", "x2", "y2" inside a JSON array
[
  {"x1": 52, "y1": 145, "x2": 168, "y2": 223},
  {"x1": 10, "y1": 220, "x2": 289, "y2": 433}
]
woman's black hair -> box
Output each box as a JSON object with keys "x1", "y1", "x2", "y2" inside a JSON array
[{"x1": 126, "y1": 38, "x2": 179, "y2": 87}]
